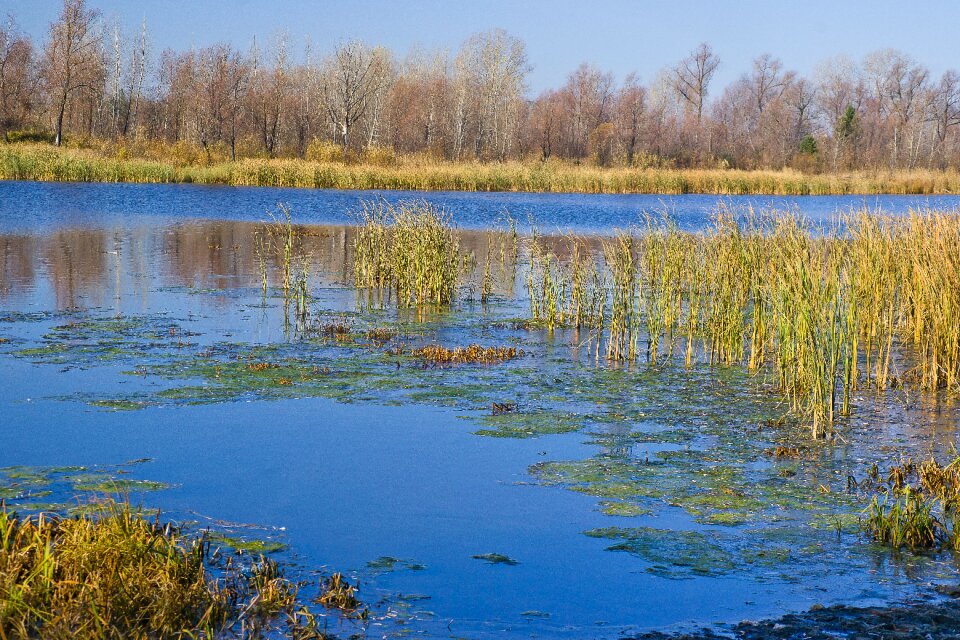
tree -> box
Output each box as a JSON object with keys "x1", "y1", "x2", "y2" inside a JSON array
[
  {"x1": 0, "y1": 16, "x2": 37, "y2": 138},
  {"x1": 931, "y1": 70, "x2": 960, "y2": 168},
  {"x1": 616, "y1": 73, "x2": 647, "y2": 165},
  {"x1": 835, "y1": 104, "x2": 861, "y2": 169},
  {"x1": 453, "y1": 29, "x2": 529, "y2": 160},
  {"x1": 558, "y1": 63, "x2": 614, "y2": 160},
  {"x1": 248, "y1": 34, "x2": 289, "y2": 157},
  {"x1": 322, "y1": 40, "x2": 392, "y2": 153},
  {"x1": 43, "y1": 0, "x2": 103, "y2": 146},
  {"x1": 671, "y1": 43, "x2": 720, "y2": 124}
]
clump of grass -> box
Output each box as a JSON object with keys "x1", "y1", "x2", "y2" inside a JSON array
[
  {"x1": 315, "y1": 573, "x2": 366, "y2": 617},
  {"x1": 408, "y1": 344, "x2": 523, "y2": 365},
  {"x1": 354, "y1": 200, "x2": 461, "y2": 307},
  {"x1": 0, "y1": 499, "x2": 307, "y2": 638},
  {"x1": 859, "y1": 455, "x2": 960, "y2": 550},
  {"x1": 526, "y1": 235, "x2": 605, "y2": 333},
  {"x1": 254, "y1": 204, "x2": 314, "y2": 332}
]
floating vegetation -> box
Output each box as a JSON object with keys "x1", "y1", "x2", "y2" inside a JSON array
[
  {"x1": 408, "y1": 343, "x2": 523, "y2": 365},
  {"x1": 472, "y1": 553, "x2": 519, "y2": 566},
  {"x1": 10, "y1": 314, "x2": 194, "y2": 369},
  {"x1": 0, "y1": 500, "x2": 304, "y2": 639},
  {"x1": 0, "y1": 462, "x2": 168, "y2": 513},
  {"x1": 69, "y1": 477, "x2": 169, "y2": 493},
  {"x1": 207, "y1": 533, "x2": 288, "y2": 555},
  {"x1": 366, "y1": 556, "x2": 426, "y2": 572},
  {"x1": 586, "y1": 527, "x2": 736, "y2": 578},
  {"x1": 474, "y1": 410, "x2": 584, "y2": 439}
]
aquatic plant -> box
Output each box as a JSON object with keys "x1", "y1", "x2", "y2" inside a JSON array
[
  {"x1": 516, "y1": 207, "x2": 960, "y2": 437},
  {"x1": 315, "y1": 573, "x2": 366, "y2": 617},
  {"x1": 0, "y1": 499, "x2": 303, "y2": 638},
  {"x1": 859, "y1": 455, "x2": 960, "y2": 550},
  {"x1": 408, "y1": 344, "x2": 523, "y2": 365},
  {"x1": 354, "y1": 200, "x2": 461, "y2": 306}
]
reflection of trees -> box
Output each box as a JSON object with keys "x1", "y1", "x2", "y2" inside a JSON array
[
  {"x1": 0, "y1": 221, "x2": 586, "y2": 310},
  {"x1": 0, "y1": 235, "x2": 37, "y2": 300},
  {"x1": 45, "y1": 230, "x2": 107, "y2": 309}
]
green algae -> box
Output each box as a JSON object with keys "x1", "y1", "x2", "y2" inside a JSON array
[
  {"x1": 10, "y1": 313, "x2": 192, "y2": 368},
  {"x1": 90, "y1": 399, "x2": 154, "y2": 411},
  {"x1": 599, "y1": 501, "x2": 653, "y2": 517},
  {"x1": 70, "y1": 477, "x2": 169, "y2": 493},
  {"x1": 474, "y1": 411, "x2": 584, "y2": 439},
  {"x1": 207, "y1": 533, "x2": 288, "y2": 554},
  {"x1": 586, "y1": 527, "x2": 736, "y2": 578},
  {"x1": 366, "y1": 556, "x2": 426, "y2": 572},
  {"x1": 472, "y1": 553, "x2": 519, "y2": 566}
]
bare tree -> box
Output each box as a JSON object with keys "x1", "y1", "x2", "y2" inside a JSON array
[
  {"x1": 454, "y1": 29, "x2": 529, "y2": 160},
  {"x1": 43, "y1": 0, "x2": 103, "y2": 146},
  {"x1": 559, "y1": 63, "x2": 614, "y2": 160},
  {"x1": 616, "y1": 73, "x2": 647, "y2": 165},
  {"x1": 930, "y1": 70, "x2": 960, "y2": 168},
  {"x1": 0, "y1": 15, "x2": 37, "y2": 138},
  {"x1": 671, "y1": 43, "x2": 720, "y2": 124},
  {"x1": 322, "y1": 40, "x2": 392, "y2": 153}
]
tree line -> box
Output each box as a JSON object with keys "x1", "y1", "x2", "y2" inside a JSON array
[{"x1": 3, "y1": 0, "x2": 960, "y2": 171}]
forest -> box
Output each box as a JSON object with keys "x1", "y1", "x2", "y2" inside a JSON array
[{"x1": 2, "y1": 0, "x2": 960, "y2": 175}]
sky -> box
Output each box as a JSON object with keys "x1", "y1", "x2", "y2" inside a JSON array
[{"x1": 6, "y1": 0, "x2": 960, "y2": 95}]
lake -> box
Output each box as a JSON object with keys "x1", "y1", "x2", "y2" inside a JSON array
[{"x1": 1, "y1": 179, "x2": 958, "y2": 638}]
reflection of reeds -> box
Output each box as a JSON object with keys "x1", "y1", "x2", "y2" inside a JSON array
[{"x1": 354, "y1": 200, "x2": 460, "y2": 307}]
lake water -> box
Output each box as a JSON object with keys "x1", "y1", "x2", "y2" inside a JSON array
[
  {"x1": 1, "y1": 180, "x2": 958, "y2": 638},
  {"x1": 5, "y1": 179, "x2": 960, "y2": 233}
]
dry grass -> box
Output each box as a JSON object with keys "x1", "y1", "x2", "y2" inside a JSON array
[
  {"x1": 408, "y1": 344, "x2": 523, "y2": 365},
  {"x1": 6, "y1": 142, "x2": 960, "y2": 195}
]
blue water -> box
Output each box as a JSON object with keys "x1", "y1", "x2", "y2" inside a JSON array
[
  {"x1": 4, "y1": 179, "x2": 960, "y2": 233},
  {"x1": 1, "y1": 180, "x2": 958, "y2": 638}
]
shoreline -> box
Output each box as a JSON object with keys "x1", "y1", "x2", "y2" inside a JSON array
[{"x1": 4, "y1": 144, "x2": 960, "y2": 196}]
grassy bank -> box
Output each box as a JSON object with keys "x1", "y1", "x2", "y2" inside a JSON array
[{"x1": 4, "y1": 143, "x2": 960, "y2": 195}]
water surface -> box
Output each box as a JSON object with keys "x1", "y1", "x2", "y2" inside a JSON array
[{"x1": 1, "y1": 180, "x2": 958, "y2": 638}]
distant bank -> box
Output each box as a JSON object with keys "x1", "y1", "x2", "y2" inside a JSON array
[{"x1": 3, "y1": 143, "x2": 960, "y2": 196}]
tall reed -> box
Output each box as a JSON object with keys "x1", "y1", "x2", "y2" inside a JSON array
[
  {"x1": 515, "y1": 207, "x2": 960, "y2": 438},
  {"x1": 353, "y1": 200, "x2": 461, "y2": 306}
]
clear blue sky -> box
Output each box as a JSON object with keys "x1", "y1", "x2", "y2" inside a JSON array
[{"x1": 7, "y1": 0, "x2": 960, "y2": 94}]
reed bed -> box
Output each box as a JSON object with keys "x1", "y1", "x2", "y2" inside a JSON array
[
  {"x1": 524, "y1": 208, "x2": 960, "y2": 438},
  {"x1": 7, "y1": 143, "x2": 960, "y2": 195},
  {"x1": 354, "y1": 201, "x2": 460, "y2": 306},
  {"x1": 0, "y1": 500, "x2": 315, "y2": 639}
]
